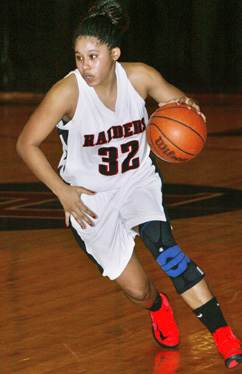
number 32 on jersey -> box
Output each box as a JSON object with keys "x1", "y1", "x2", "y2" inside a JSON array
[{"x1": 98, "y1": 140, "x2": 140, "y2": 176}]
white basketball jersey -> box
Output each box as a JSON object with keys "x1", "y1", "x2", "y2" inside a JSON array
[{"x1": 56, "y1": 62, "x2": 152, "y2": 192}]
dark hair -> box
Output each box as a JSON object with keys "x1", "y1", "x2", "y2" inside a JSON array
[{"x1": 73, "y1": 0, "x2": 129, "y2": 49}]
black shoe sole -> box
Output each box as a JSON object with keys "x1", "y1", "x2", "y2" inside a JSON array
[{"x1": 225, "y1": 353, "x2": 242, "y2": 369}]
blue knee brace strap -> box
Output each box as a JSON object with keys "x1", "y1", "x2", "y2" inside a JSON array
[
  {"x1": 156, "y1": 245, "x2": 190, "y2": 277},
  {"x1": 139, "y1": 220, "x2": 205, "y2": 294}
]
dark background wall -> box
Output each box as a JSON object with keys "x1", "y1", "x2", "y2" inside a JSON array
[{"x1": 0, "y1": 0, "x2": 241, "y2": 93}]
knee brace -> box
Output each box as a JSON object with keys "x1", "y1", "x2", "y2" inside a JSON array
[{"x1": 139, "y1": 221, "x2": 205, "y2": 294}]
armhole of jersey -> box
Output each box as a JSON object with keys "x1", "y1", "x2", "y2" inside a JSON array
[
  {"x1": 118, "y1": 62, "x2": 146, "y2": 106},
  {"x1": 63, "y1": 70, "x2": 84, "y2": 127}
]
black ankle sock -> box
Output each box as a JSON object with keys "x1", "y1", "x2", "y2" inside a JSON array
[
  {"x1": 148, "y1": 293, "x2": 162, "y2": 311},
  {"x1": 193, "y1": 297, "x2": 227, "y2": 334}
]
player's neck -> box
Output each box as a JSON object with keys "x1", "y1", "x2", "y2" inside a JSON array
[{"x1": 95, "y1": 73, "x2": 117, "y2": 112}]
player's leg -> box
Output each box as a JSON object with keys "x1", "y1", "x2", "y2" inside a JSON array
[
  {"x1": 181, "y1": 279, "x2": 242, "y2": 368},
  {"x1": 140, "y1": 219, "x2": 242, "y2": 368},
  {"x1": 114, "y1": 249, "x2": 157, "y2": 309},
  {"x1": 115, "y1": 249, "x2": 179, "y2": 348}
]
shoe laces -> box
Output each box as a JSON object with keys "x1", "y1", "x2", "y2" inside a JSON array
[{"x1": 150, "y1": 305, "x2": 175, "y2": 329}]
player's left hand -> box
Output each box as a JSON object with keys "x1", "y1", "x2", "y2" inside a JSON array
[{"x1": 158, "y1": 96, "x2": 206, "y2": 123}]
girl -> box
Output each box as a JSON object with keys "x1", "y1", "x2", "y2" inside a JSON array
[{"x1": 16, "y1": 0, "x2": 242, "y2": 369}]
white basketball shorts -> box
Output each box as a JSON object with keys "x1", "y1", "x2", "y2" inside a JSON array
[{"x1": 70, "y1": 163, "x2": 167, "y2": 280}]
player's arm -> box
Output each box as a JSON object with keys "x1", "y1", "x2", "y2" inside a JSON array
[
  {"x1": 16, "y1": 75, "x2": 96, "y2": 228},
  {"x1": 144, "y1": 64, "x2": 205, "y2": 120},
  {"x1": 123, "y1": 62, "x2": 204, "y2": 119},
  {"x1": 17, "y1": 75, "x2": 75, "y2": 195}
]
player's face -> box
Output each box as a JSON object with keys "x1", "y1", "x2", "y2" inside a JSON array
[{"x1": 74, "y1": 36, "x2": 118, "y2": 87}]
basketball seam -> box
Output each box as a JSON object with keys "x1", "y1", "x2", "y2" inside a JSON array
[
  {"x1": 150, "y1": 115, "x2": 206, "y2": 143},
  {"x1": 155, "y1": 105, "x2": 197, "y2": 114},
  {"x1": 149, "y1": 122, "x2": 197, "y2": 156},
  {"x1": 147, "y1": 126, "x2": 161, "y2": 158}
]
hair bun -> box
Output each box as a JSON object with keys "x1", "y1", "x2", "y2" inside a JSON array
[
  {"x1": 74, "y1": 0, "x2": 129, "y2": 49},
  {"x1": 89, "y1": 0, "x2": 129, "y2": 32}
]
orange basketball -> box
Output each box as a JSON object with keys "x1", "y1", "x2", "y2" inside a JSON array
[{"x1": 146, "y1": 103, "x2": 207, "y2": 163}]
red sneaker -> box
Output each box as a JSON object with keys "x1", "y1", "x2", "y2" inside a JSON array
[
  {"x1": 213, "y1": 326, "x2": 242, "y2": 369},
  {"x1": 149, "y1": 293, "x2": 179, "y2": 348}
]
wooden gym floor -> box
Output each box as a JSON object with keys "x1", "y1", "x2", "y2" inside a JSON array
[{"x1": 0, "y1": 93, "x2": 242, "y2": 373}]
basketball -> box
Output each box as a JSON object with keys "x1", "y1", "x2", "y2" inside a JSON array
[{"x1": 146, "y1": 103, "x2": 207, "y2": 163}]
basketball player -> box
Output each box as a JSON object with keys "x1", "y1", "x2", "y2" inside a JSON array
[{"x1": 16, "y1": 0, "x2": 242, "y2": 369}]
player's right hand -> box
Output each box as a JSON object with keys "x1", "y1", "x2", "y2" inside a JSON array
[{"x1": 56, "y1": 184, "x2": 97, "y2": 229}]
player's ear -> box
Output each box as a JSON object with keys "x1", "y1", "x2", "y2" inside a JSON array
[{"x1": 112, "y1": 47, "x2": 121, "y2": 61}]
